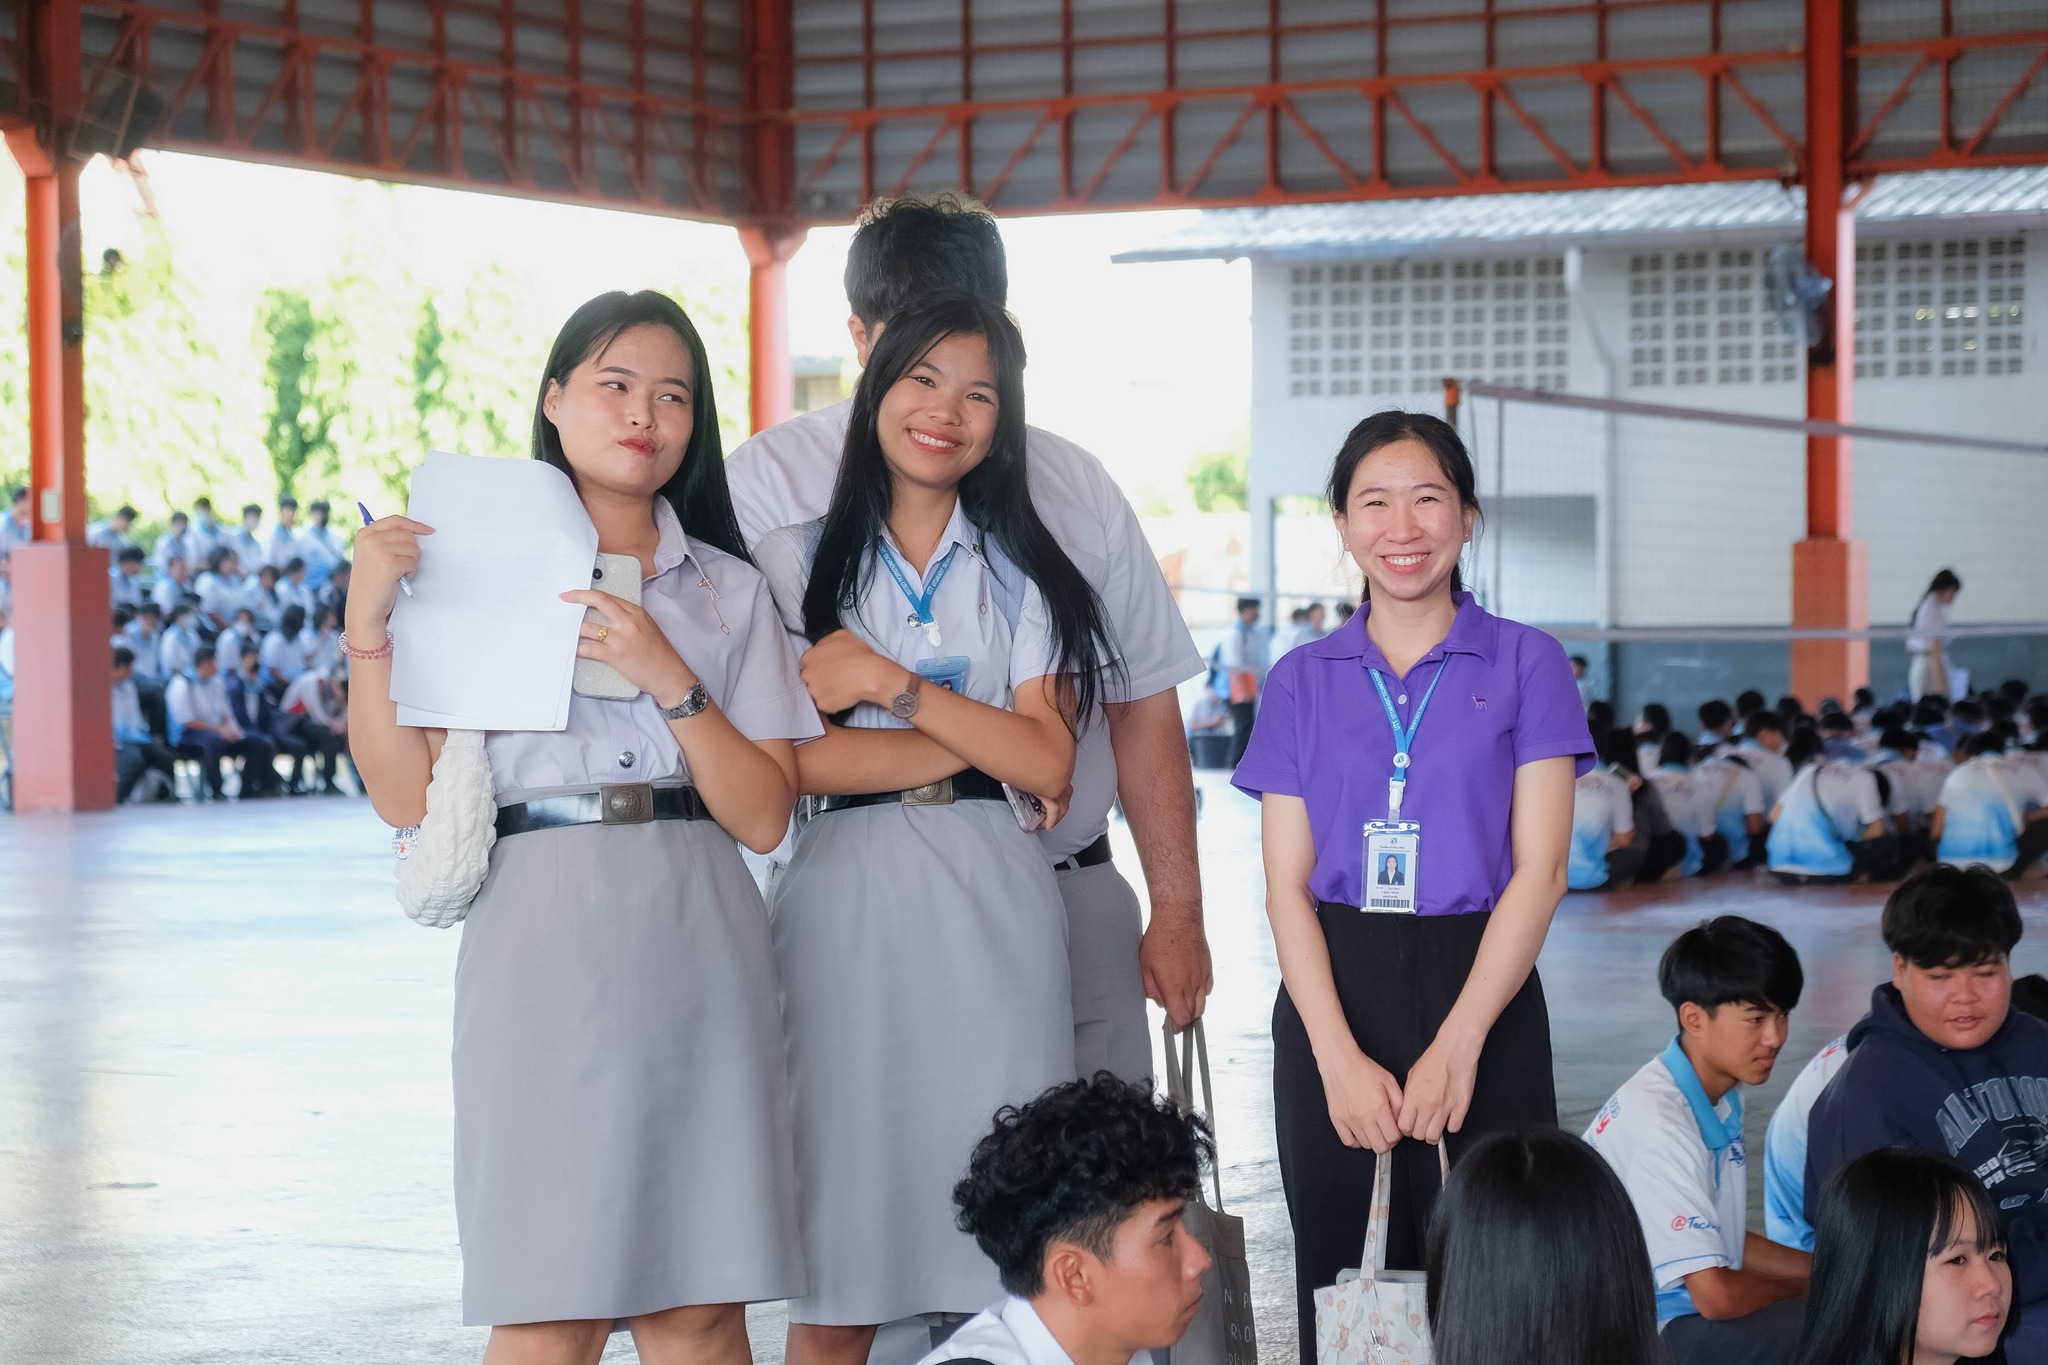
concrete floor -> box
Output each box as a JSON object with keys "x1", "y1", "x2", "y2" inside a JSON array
[{"x1": 4, "y1": 774, "x2": 2046, "y2": 1364}]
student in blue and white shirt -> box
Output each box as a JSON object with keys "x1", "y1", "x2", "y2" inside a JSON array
[
  {"x1": 151, "y1": 510, "x2": 201, "y2": 576},
  {"x1": 1585, "y1": 918, "x2": 1810, "y2": 1365},
  {"x1": 1697, "y1": 747, "x2": 1766, "y2": 869},
  {"x1": 158, "y1": 603, "x2": 202, "y2": 678},
  {"x1": 1650, "y1": 734, "x2": 1726, "y2": 878},
  {"x1": 1934, "y1": 731, "x2": 2048, "y2": 878},
  {"x1": 1735, "y1": 711, "x2": 1794, "y2": 813},
  {"x1": 294, "y1": 500, "x2": 346, "y2": 589},
  {"x1": 1766, "y1": 729, "x2": 1897, "y2": 885},
  {"x1": 1758, "y1": 1034, "x2": 1849, "y2": 1253},
  {"x1": 1868, "y1": 727, "x2": 1940, "y2": 862},
  {"x1": 1570, "y1": 727, "x2": 1644, "y2": 892},
  {"x1": 262, "y1": 497, "x2": 303, "y2": 571}
]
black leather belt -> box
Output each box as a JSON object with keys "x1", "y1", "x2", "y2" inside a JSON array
[
  {"x1": 807, "y1": 767, "x2": 1007, "y2": 816},
  {"x1": 495, "y1": 783, "x2": 713, "y2": 840},
  {"x1": 1052, "y1": 832, "x2": 1114, "y2": 873}
]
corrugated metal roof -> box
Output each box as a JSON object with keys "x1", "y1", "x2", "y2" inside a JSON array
[{"x1": 1111, "y1": 167, "x2": 2048, "y2": 263}]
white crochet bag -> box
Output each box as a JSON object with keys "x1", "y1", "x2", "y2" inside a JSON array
[
  {"x1": 1314, "y1": 1141, "x2": 1447, "y2": 1365},
  {"x1": 394, "y1": 728, "x2": 497, "y2": 928}
]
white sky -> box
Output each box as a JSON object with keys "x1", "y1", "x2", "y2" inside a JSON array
[{"x1": 69, "y1": 151, "x2": 1251, "y2": 512}]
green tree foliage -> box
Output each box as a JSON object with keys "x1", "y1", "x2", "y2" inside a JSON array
[
  {"x1": 1187, "y1": 444, "x2": 1249, "y2": 512},
  {"x1": 260, "y1": 287, "x2": 337, "y2": 499}
]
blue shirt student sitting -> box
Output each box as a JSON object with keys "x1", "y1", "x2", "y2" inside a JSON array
[
  {"x1": 1586, "y1": 917, "x2": 1810, "y2": 1365},
  {"x1": 1933, "y1": 731, "x2": 2048, "y2": 878},
  {"x1": 1805, "y1": 865, "x2": 2048, "y2": 1364}
]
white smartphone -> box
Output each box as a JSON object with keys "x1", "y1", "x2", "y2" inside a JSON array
[{"x1": 572, "y1": 552, "x2": 643, "y2": 701}]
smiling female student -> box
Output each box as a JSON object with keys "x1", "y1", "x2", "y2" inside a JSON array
[
  {"x1": 1231, "y1": 411, "x2": 1594, "y2": 1363},
  {"x1": 751, "y1": 294, "x2": 1118, "y2": 1365},
  {"x1": 347, "y1": 292, "x2": 819, "y2": 1365}
]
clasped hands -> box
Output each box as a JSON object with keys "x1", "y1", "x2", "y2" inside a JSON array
[{"x1": 1320, "y1": 1030, "x2": 1482, "y2": 1154}]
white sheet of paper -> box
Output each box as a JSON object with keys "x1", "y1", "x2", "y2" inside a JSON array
[{"x1": 386, "y1": 451, "x2": 597, "y2": 732}]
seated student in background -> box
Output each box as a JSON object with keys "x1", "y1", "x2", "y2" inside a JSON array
[
  {"x1": 920, "y1": 1074, "x2": 1211, "y2": 1365},
  {"x1": 1738, "y1": 711, "x2": 1796, "y2": 814},
  {"x1": 1805, "y1": 864, "x2": 2048, "y2": 1361},
  {"x1": 111, "y1": 647, "x2": 177, "y2": 803},
  {"x1": 1933, "y1": 731, "x2": 2048, "y2": 879},
  {"x1": 1426, "y1": 1128, "x2": 1662, "y2": 1365},
  {"x1": 1585, "y1": 916, "x2": 1810, "y2": 1365},
  {"x1": 1571, "y1": 727, "x2": 1646, "y2": 891},
  {"x1": 1869, "y1": 727, "x2": 1939, "y2": 867},
  {"x1": 1637, "y1": 702, "x2": 1674, "y2": 777},
  {"x1": 222, "y1": 644, "x2": 285, "y2": 798},
  {"x1": 1767, "y1": 729, "x2": 1898, "y2": 885},
  {"x1": 166, "y1": 652, "x2": 266, "y2": 801},
  {"x1": 1818, "y1": 711, "x2": 1860, "y2": 762},
  {"x1": 1930, "y1": 699, "x2": 1987, "y2": 759},
  {"x1": 1791, "y1": 1148, "x2": 2010, "y2": 1365},
  {"x1": 1611, "y1": 728, "x2": 1688, "y2": 884},
  {"x1": 1698, "y1": 698, "x2": 1738, "y2": 756},
  {"x1": 1699, "y1": 743, "x2": 1768, "y2": 870},
  {"x1": 1652, "y1": 733, "x2": 1730, "y2": 876}
]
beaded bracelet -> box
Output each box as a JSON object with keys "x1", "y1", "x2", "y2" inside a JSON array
[{"x1": 339, "y1": 631, "x2": 394, "y2": 662}]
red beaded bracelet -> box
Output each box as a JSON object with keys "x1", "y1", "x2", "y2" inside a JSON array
[{"x1": 339, "y1": 631, "x2": 393, "y2": 662}]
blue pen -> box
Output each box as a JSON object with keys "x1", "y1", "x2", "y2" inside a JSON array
[{"x1": 358, "y1": 501, "x2": 415, "y2": 597}]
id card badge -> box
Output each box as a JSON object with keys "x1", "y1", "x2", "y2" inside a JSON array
[
  {"x1": 915, "y1": 655, "x2": 971, "y2": 693},
  {"x1": 1362, "y1": 821, "x2": 1421, "y2": 913}
]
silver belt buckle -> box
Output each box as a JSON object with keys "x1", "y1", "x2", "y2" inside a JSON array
[
  {"x1": 900, "y1": 777, "x2": 955, "y2": 807},
  {"x1": 599, "y1": 783, "x2": 655, "y2": 825}
]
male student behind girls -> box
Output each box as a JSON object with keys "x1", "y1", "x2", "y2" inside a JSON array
[
  {"x1": 724, "y1": 192, "x2": 1213, "y2": 1082},
  {"x1": 1736, "y1": 710, "x2": 1795, "y2": 814},
  {"x1": 1804, "y1": 864, "x2": 2048, "y2": 1361},
  {"x1": 1569, "y1": 727, "x2": 1645, "y2": 891},
  {"x1": 1585, "y1": 917, "x2": 1810, "y2": 1365},
  {"x1": 1765, "y1": 729, "x2": 1899, "y2": 885},
  {"x1": 1934, "y1": 730, "x2": 2048, "y2": 879},
  {"x1": 920, "y1": 1073, "x2": 1211, "y2": 1365}
]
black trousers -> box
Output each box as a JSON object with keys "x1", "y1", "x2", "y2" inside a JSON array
[
  {"x1": 1698, "y1": 832, "x2": 1731, "y2": 875},
  {"x1": 2010, "y1": 821, "x2": 2048, "y2": 879},
  {"x1": 1274, "y1": 906, "x2": 1557, "y2": 1365},
  {"x1": 1596, "y1": 841, "x2": 1649, "y2": 889},
  {"x1": 1227, "y1": 701, "x2": 1257, "y2": 767},
  {"x1": 1637, "y1": 830, "x2": 1687, "y2": 883},
  {"x1": 1661, "y1": 1297, "x2": 1803, "y2": 1365}
]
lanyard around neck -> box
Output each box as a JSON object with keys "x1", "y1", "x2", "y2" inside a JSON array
[
  {"x1": 878, "y1": 539, "x2": 961, "y2": 650},
  {"x1": 1369, "y1": 657, "x2": 1450, "y2": 822}
]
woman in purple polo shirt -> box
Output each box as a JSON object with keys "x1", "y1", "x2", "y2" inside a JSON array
[{"x1": 1232, "y1": 411, "x2": 1594, "y2": 1361}]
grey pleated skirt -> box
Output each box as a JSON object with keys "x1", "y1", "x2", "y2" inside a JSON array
[
  {"x1": 452, "y1": 785, "x2": 807, "y2": 1326},
  {"x1": 772, "y1": 798, "x2": 1075, "y2": 1326}
]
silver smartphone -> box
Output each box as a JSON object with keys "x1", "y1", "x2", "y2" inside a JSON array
[{"x1": 572, "y1": 552, "x2": 643, "y2": 701}]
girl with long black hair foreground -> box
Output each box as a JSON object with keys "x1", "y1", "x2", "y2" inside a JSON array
[
  {"x1": 1425, "y1": 1128, "x2": 1662, "y2": 1365},
  {"x1": 1795, "y1": 1147, "x2": 2010, "y2": 1365},
  {"x1": 349, "y1": 291, "x2": 818, "y2": 1364},
  {"x1": 752, "y1": 293, "x2": 1115, "y2": 1365}
]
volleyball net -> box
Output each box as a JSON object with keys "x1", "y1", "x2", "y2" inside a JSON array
[{"x1": 1443, "y1": 381, "x2": 2048, "y2": 713}]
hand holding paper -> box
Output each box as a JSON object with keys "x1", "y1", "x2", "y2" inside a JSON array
[{"x1": 386, "y1": 452, "x2": 600, "y2": 732}]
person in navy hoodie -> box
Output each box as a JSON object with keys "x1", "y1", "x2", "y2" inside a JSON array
[{"x1": 1804, "y1": 862, "x2": 2048, "y2": 1361}]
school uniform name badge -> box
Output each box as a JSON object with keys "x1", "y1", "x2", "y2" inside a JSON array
[{"x1": 1363, "y1": 817, "x2": 1420, "y2": 912}]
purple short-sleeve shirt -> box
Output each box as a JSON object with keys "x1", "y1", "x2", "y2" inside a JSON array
[{"x1": 1232, "y1": 593, "x2": 1595, "y2": 914}]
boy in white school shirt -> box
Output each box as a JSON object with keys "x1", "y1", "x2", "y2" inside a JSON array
[
  {"x1": 1585, "y1": 917, "x2": 1811, "y2": 1365},
  {"x1": 920, "y1": 1075, "x2": 1211, "y2": 1365},
  {"x1": 1933, "y1": 731, "x2": 2048, "y2": 877}
]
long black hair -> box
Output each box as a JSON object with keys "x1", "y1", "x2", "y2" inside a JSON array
[
  {"x1": 531, "y1": 290, "x2": 749, "y2": 563},
  {"x1": 1795, "y1": 1147, "x2": 2008, "y2": 1365},
  {"x1": 801, "y1": 294, "x2": 1117, "y2": 722},
  {"x1": 1912, "y1": 567, "x2": 1963, "y2": 628},
  {"x1": 1324, "y1": 410, "x2": 1482, "y2": 601},
  {"x1": 1425, "y1": 1128, "x2": 1662, "y2": 1365}
]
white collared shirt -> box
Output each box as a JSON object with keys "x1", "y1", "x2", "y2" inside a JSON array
[
  {"x1": 260, "y1": 629, "x2": 306, "y2": 683},
  {"x1": 167, "y1": 670, "x2": 231, "y2": 736},
  {"x1": 262, "y1": 524, "x2": 301, "y2": 570},
  {"x1": 728, "y1": 400, "x2": 1204, "y2": 856},
  {"x1": 482, "y1": 499, "x2": 822, "y2": 795},
  {"x1": 753, "y1": 496, "x2": 1060, "y2": 730},
  {"x1": 920, "y1": 1296, "x2": 1147, "y2": 1365},
  {"x1": 1736, "y1": 739, "x2": 1795, "y2": 809}
]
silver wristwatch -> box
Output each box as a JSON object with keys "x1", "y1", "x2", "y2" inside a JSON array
[
  {"x1": 889, "y1": 671, "x2": 923, "y2": 721},
  {"x1": 659, "y1": 681, "x2": 711, "y2": 720}
]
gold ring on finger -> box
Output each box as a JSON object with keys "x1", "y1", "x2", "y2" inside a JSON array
[{"x1": 596, "y1": 625, "x2": 609, "y2": 643}]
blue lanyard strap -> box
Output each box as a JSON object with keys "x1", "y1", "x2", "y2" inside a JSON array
[
  {"x1": 877, "y1": 539, "x2": 960, "y2": 630},
  {"x1": 1369, "y1": 657, "x2": 1450, "y2": 820}
]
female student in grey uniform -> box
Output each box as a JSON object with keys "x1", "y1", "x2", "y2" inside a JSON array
[
  {"x1": 751, "y1": 294, "x2": 1118, "y2": 1365},
  {"x1": 346, "y1": 291, "x2": 819, "y2": 1365}
]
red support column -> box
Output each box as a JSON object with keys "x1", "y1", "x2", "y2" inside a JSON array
[
  {"x1": 7, "y1": 0, "x2": 114, "y2": 813},
  {"x1": 740, "y1": 226, "x2": 805, "y2": 434},
  {"x1": 739, "y1": 0, "x2": 804, "y2": 435},
  {"x1": 1791, "y1": 0, "x2": 1867, "y2": 708}
]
